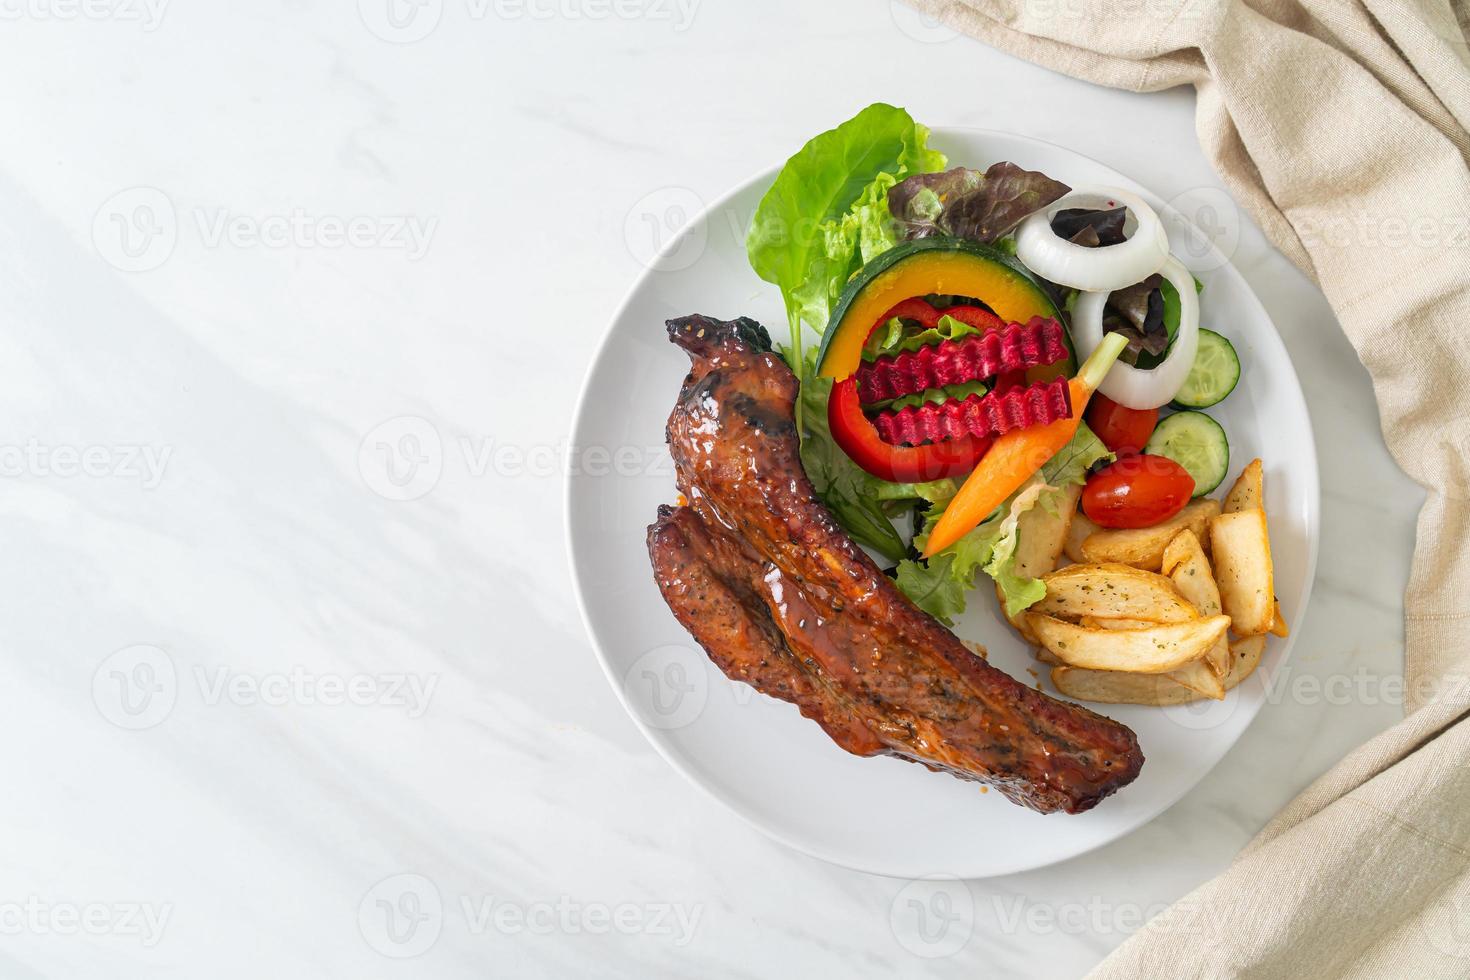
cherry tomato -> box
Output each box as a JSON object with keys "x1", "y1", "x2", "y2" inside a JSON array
[
  {"x1": 1085, "y1": 394, "x2": 1159, "y2": 456},
  {"x1": 1082, "y1": 455, "x2": 1195, "y2": 529}
]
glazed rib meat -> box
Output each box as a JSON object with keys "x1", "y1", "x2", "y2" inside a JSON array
[{"x1": 646, "y1": 314, "x2": 1144, "y2": 814}]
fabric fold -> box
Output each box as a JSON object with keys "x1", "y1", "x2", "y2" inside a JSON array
[{"x1": 903, "y1": 0, "x2": 1470, "y2": 974}]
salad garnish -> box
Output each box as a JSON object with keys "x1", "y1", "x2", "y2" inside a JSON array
[{"x1": 744, "y1": 103, "x2": 1247, "y2": 627}]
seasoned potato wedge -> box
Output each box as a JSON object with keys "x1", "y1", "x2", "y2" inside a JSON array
[
  {"x1": 1225, "y1": 634, "x2": 1266, "y2": 684},
  {"x1": 1210, "y1": 509, "x2": 1275, "y2": 636},
  {"x1": 1079, "y1": 499, "x2": 1221, "y2": 571},
  {"x1": 1223, "y1": 459, "x2": 1264, "y2": 514},
  {"x1": 1076, "y1": 610, "x2": 1227, "y2": 700},
  {"x1": 1270, "y1": 600, "x2": 1290, "y2": 637},
  {"x1": 1032, "y1": 563, "x2": 1196, "y2": 623},
  {"x1": 1165, "y1": 658, "x2": 1227, "y2": 700},
  {"x1": 1161, "y1": 529, "x2": 1231, "y2": 677},
  {"x1": 1078, "y1": 616, "x2": 1159, "y2": 630},
  {"x1": 1052, "y1": 633, "x2": 1269, "y2": 705},
  {"x1": 999, "y1": 484, "x2": 1083, "y2": 643},
  {"x1": 1064, "y1": 509, "x2": 1099, "y2": 565},
  {"x1": 1015, "y1": 484, "x2": 1082, "y2": 577},
  {"x1": 1027, "y1": 613, "x2": 1231, "y2": 673},
  {"x1": 1051, "y1": 666, "x2": 1200, "y2": 705}
]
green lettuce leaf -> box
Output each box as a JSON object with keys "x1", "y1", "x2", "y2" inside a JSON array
[
  {"x1": 863, "y1": 313, "x2": 986, "y2": 360},
  {"x1": 883, "y1": 379, "x2": 988, "y2": 412},
  {"x1": 796, "y1": 364, "x2": 908, "y2": 563},
  {"x1": 894, "y1": 553, "x2": 968, "y2": 624},
  {"x1": 894, "y1": 423, "x2": 1114, "y2": 623},
  {"x1": 747, "y1": 104, "x2": 945, "y2": 371}
]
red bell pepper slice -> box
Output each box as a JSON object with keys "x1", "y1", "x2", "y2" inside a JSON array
[
  {"x1": 935, "y1": 304, "x2": 1004, "y2": 333},
  {"x1": 875, "y1": 297, "x2": 943, "y2": 332},
  {"x1": 827, "y1": 377, "x2": 992, "y2": 483}
]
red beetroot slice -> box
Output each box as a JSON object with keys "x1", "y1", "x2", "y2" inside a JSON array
[
  {"x1": 856, "y1": 316, "x2": 1069, "y2": 405},
  {"x1": 871, "y1": 377, "x2": 1072, "y2": 447}
]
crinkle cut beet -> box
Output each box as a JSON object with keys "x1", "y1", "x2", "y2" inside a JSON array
[
  {"x1": 872, "y1": 377, "x2": 1072, "y2": 446},
  {"x1": 856, "y1": 316, "x2": 1068, "y2": 404}
]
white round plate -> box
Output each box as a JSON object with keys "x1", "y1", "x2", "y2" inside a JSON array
[{"x1": 567, "y1": 128, "x2": 1318, "y2": 878}]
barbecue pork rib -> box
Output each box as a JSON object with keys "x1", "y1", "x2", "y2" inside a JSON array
[{"x1": 647, "y1": 314, "x2": 1143, "y2": 814}]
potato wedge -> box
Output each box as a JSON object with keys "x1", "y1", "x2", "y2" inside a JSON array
[
  {"x1": 1077, "y1": 611, "x2": 1227, "y2": 700},
  {"x1": 1161, "y1": 529, "x2": 1231, "y2": 677},
  {"x1": 1027, "y1": 613, "x2": 1231, "y2": 673},
  {"x1": 1078, "y1": 616, "x2": 1159, "y2": 630},
  {"x1": 1079, "y1": 499, "x2": 1221, "y2": 571},
  {"x1": 1223, "y1": 459, "x2": 1264, "y2": 513},
  {"x1": 1064, "y1": 509, "x2": 1098, "y2": 564},
  {"x1": 1034, "y1": 646, "x2": 1062, "y2": 666},
  {"x1": 1050, "y1": 667, "x2": 1201, "y2": 706},
  {"x1": 1210, "y1": 509, "x2": 1275, "y2": 636},
  {"x1": 1032, "y1": 563, "x2": 1196, "y2": 623},
  {"x1": 1016, "y1": 484, "x2": 1082, "y2": 577},
  {"x1": 1053, "y1": 632, "x2": 1268, "y2": 705},
  {"x1": 999, "y1": 484, "x2": 1082, "y2": 643},
  {"x1": 1270, "y1": 600, "x2": 1290, "y2": 638},
  {"x1": 1166, "y1": 658, "x2": 1227, "y2": 700},
  {"x1": 1225, "y1": 634, "x2": 1266, "y2": 686}
]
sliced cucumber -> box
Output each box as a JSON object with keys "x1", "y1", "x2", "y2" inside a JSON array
[
  {"x1": 1145, "y1": 411, "x2": 1229, "y2": 496},
  {"x1": 1172, "y1": 329, "x2": 1239, "y2": 408}
]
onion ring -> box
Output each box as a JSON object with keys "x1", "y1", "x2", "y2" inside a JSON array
[
  {"x1": 1015, "y1": 186, "x2": 1170, "y2": 292},
  {"x1": 1072, "y1": 256, "x2": 1200, "y2": 410}
]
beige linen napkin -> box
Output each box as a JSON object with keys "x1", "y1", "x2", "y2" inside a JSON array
[{"x1": 902, "y1": 0, "x2": 1470, "y2": 974}]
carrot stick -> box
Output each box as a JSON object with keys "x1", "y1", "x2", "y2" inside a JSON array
[{"x1": 922, "y1": 333, "x2": 1128, "y2": 557}]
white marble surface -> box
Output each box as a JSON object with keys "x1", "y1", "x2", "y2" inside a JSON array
[{"x1": 0, "y1": 1, "x2": 1423, "y2": 977}]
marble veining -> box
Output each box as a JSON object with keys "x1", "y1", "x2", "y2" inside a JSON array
[{"x1": 0, "y1": 1, "x2": 1419, "y2": 977}]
